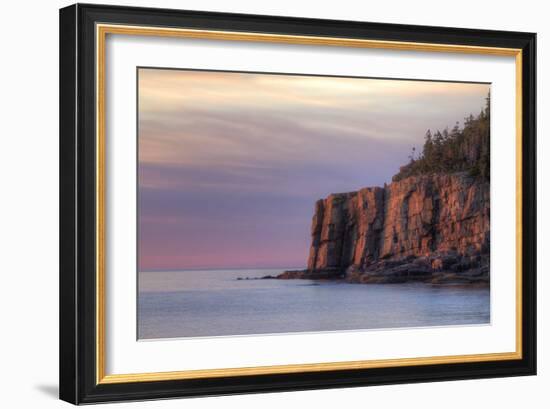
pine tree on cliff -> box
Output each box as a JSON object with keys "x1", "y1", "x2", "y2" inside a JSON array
[{"x1": 393, "y1": 93, "x2": 490, "y2": 182}]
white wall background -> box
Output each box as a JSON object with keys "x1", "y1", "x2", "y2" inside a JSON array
[{"x1": 0, "y1": 0, "x2": 546, "y2": 407}]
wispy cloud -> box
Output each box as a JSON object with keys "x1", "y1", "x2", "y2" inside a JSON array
[{"x1": 138, "y1": 68, "x2": 490, "y2": 270}]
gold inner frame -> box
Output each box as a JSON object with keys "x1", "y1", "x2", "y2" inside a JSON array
[{"x1": 95, "y1": 23, "x2": 523, "y2": 385}]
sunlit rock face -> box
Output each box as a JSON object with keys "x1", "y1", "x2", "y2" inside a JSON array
[{"x1": 285, "y1": 172, "x2": 490, "y2": 284}]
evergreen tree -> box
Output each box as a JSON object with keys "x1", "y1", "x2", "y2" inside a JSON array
[{"x1": 392, "y1": 93, "x2": 490, "y2": 182}]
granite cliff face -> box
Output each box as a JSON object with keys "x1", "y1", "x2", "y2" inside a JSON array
[{"x1": 279, "y1": 172, "x2": 489, "y2": 284}]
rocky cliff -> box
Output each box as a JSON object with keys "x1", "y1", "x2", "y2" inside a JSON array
[{"x1": 279, "y1": 172, "x2": 489, "y2": 284}]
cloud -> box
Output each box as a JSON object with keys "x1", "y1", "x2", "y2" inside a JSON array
[
  {"x1": 137, "y1": 68, "x2": 490, "y2": 270},
  {"x1": 138, "y1": 69, "x2": 489, "y2": 170}
]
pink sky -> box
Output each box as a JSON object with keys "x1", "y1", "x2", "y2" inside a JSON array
[{"x1": 138, "y1": 68, "x2": 489, "y2": 271}]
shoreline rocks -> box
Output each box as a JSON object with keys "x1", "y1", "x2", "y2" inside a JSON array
[
  {"x1": 272, "y1": 253, "x2": 489, "y2": 285},
  {"x1": 272, "y1": 172, "x2": 490, "y2": 286}
]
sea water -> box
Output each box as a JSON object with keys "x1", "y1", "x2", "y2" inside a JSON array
[{"x1": 138, "y1": 268, "x2": 490, "y2": 339}]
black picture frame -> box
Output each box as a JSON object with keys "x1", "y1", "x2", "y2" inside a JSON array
[{"x1": 60, "y1": 3, "x2": 536, "y2": 404}]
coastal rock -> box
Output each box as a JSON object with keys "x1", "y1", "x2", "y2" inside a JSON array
[
  {"x1": 307, "y1": 187, "x2": 385, "y2": 271},
  {"x1": 277, "y1": 269, "x2": 343, "y2": 280},
  {"x1": 283, "y1": 172, "x2": 489, "y2": 284}
]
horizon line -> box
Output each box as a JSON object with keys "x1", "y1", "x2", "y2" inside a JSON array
[{"x1": 139, "y1": 266, "x2": 307, "y2": 273}]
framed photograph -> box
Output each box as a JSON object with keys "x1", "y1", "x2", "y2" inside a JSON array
[{"x1": 59, "y1": 3, "x2": 536, "y2": 404}]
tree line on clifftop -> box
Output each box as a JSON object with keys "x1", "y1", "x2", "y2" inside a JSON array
[{"x1": 392, "y1": 93, "x2": 490, "y2": 182}]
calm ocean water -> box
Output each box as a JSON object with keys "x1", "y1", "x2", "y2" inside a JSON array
[{"x1": 138, "y1": 268, "x2": 490, "y2": 339}]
